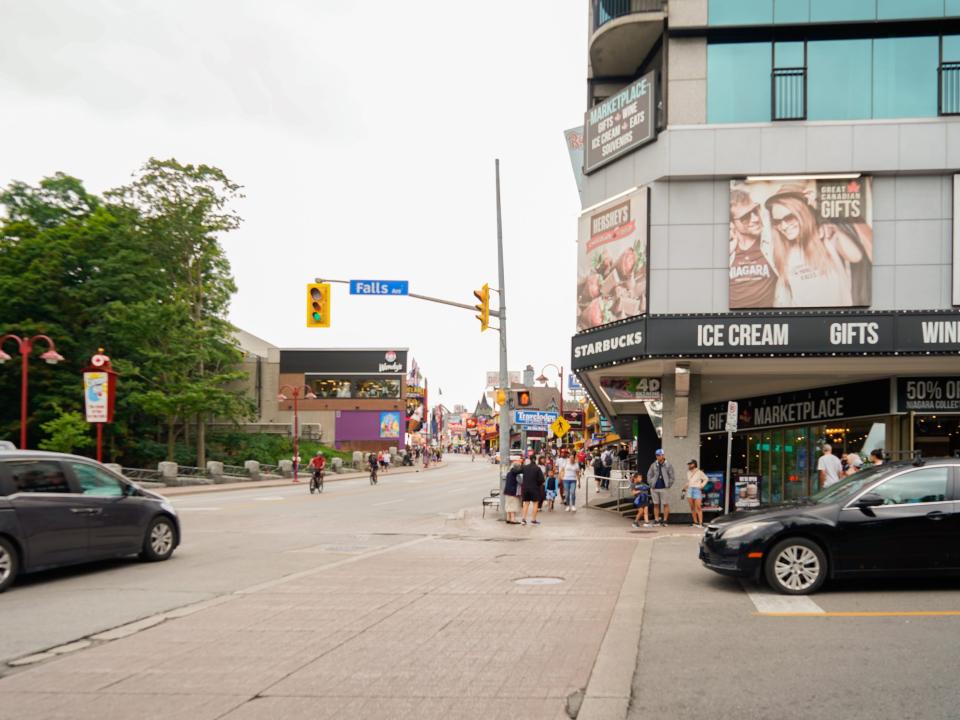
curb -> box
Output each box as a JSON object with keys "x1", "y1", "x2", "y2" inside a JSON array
[
  {"x1": 577, "y1": 540, "x2": 652, "y2": 720},
  {"x1": 157, "y1": 462, "x2": 447, "y2": 496}
]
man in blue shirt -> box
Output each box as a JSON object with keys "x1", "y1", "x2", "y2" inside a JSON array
[{"x1": 645, "y1": 449, "x2": 675, "y2": 527}]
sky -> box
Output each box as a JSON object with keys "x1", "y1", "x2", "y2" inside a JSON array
[{"x1": 0, "y1": 0, "x2": 587, "y2": 412}]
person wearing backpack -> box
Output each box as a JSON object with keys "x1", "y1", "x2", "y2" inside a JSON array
[
  {"x1": 601, "y1": 447, "x2": 614, "y2": 490},
  {"x1": 631, "y1": 472, "x2": 651, "y2": 528},
  {"x1": 592, "y1": 452, "x2": 604, "y2": 492}
]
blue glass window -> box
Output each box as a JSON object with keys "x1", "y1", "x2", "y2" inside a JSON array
[
  {"x1": 709, "y1": 0, "x2": 773, "y2": 25},
  {"x1": 873, "y1": 36, "x2": 938, "y2": 118},
  {"x1": 809, "y1": 0, "x2": 876, "y2": 22},
  {"x1": 807, "y1": 39, "x2": 873, "y2": 120},
  {"x1": 775, "y1": 0, "x2": 810, "y2": 23},
  {"x1": 707, "y1": 42, "x2": 772, "y2": 122},
  {"x1": 949, "y1": 0, "x2": 960, "y2": 16},
  {"x1": 943, "y1": 35, "x2": 960, "y2": 61},
  {"x1": 775, "y1": 41, "x2": 805, "y2": 67},
  {"x1": 877, "y1": 0, "x2": 944, "y2": 19}
]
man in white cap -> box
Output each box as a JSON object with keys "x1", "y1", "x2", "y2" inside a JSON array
[
  {"x1": 646, "y1": 449, "x2": 675, "y2": 527},
  {"x1": 844, "y1": 452, "x2": 863, "y2": 477}
]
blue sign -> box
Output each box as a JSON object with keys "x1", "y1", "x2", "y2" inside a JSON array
[
  {"x1": 568, "y1": 374, "x2": 583, "y2": 391},
  {"x1": 350, "y1": 280, "x2": 409, "y2": 296},
  {"x1": 513, "y1": 410, "x2": 559, "y2": 428}
]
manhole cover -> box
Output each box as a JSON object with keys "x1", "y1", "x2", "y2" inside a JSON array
[{"x1": 513, "y1": 576, "x2": 565, "y2": 586}]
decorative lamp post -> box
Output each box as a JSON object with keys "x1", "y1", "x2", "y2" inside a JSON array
[
  {"x1": 277, "y1": 384, "x2": 317, "y2": 483},
  {"x1": 0, "y1": 334, "x2": 64, "y2": 449},
  {"x1": 536, "y1": 363, "x2": 564, "y2": 444}
]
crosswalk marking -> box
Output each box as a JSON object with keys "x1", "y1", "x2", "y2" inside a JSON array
[{"x1": 742, "y1": 581, "x2": 826, "y2": 615}]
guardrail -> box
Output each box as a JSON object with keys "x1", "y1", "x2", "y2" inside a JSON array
[
  {"x1": 121, "y1": 467, "x2": 162, "y2": 482},
  {"x1": 592, "y1": 0, "x2": 665, "y2": 31},
  {"x1": 221, "y1": 464, "x2": 250, "y2": 478}
]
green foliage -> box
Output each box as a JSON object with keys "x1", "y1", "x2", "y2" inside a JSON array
[
  {"x1": 37, "y1": 406, "x2": 94, "y2": 454},
  {"x1": 0, "y1": 159, "x2": 252, "y2": 466},
  {"x1": 203, "y1": 432, "x2": 351, "y2": 467}
]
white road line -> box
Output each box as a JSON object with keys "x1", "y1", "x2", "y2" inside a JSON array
[
  {"x1": 372, "y1": 499, "x2": 404, "y2": 507},
  {"x1": 177, "y1": 507, "x2": 221, "y2": 512},
  {"x1": 741, "y1": 581, "x2": 825, "y2": 615},
  {"x1": 254, "y1": 496, "x2": 285, "y2": 502}
]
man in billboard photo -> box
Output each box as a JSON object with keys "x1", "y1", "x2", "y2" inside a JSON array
[
  {"x1": 764, "y1": 184, "x2": 869, "y2": 308},
  {"x1": 729, "y1": 189, "x2": 777, "y2": 308}
]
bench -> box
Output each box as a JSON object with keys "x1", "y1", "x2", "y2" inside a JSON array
[{"x1": 482, "y1": 489, "x2": 500, "y2": 518}]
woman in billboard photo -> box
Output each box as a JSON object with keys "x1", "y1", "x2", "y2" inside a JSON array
[{"x1": 764, "y1": 184, "x2": 871, "y2": 308}]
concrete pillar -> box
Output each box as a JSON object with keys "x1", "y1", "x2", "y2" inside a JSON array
[
  {"x1": 657, "y1": 372, "x2": 702, "y2": 519},
  {"x1": 245, "y1": 460, "x2": 261, "y2": 481},
  {"x1": 105, "y1": 463, "x2": 123, "y2": 476},
  {"x1": 352, "y1": 451, "x2": 365, "y2": 468},
  {"x1": 278, "y1": 459, "x2": 292, "y2": 477},
  {"x1": 158, "y1": 462, "x2": 178, "y2": 483},
  {"x1": 207, "y1": 461, "x2": 225, "y2": 483},
  {"x1": 331, "y1": 457, "x2": 343, "y2": 473}
]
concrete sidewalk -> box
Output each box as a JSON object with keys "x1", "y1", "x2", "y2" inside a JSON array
[
  {"x1": 157, "y1": 462, "x2": 447, "y2": 496},
  {"x1": 0, "y1": 497, "x2": 692, "y2": 719}
]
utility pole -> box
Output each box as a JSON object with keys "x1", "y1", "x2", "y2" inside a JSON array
[{"x1": 495, "y1": 159, "x2": 511, "y2": 520}]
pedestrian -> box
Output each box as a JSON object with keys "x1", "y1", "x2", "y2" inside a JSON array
[
  {"x1": 382, "y1": 450, "x2": 391, "y2": 473},
  {"x1": 817, "y1": 443, "x2": 842, "y2": 489},
  {"x1": 844, "y1": 452, "x2": 862, "y2": 477},
  {"x1": 601, "y1": 447, "x2": 614, "y2": 490},
  {"x1": 544, "y1": 461, "x2": 559, "y2": 511},
  {"x1": 503, "y1": 460, "x2": 523, "y2": 524},
  {"x1": 646, "y1": 449, "x2": 675, "y2": 527},
  {"x1": 576, "y1": 448, "x2": 587, "y2": 475},
  {"x1": 631, "y1": 472, "x2": 651, "y2": 528},
  {"x1": 617, "y1": 443, "x2": 629, "y2": 474},
  {"x1": 520, "y1": 456, "x2": 545, "y2": 526},
  {"x1": 292, "y1": 454, "x2": 302, "y2": 483},
  {"x1": 870, "y1": 448, "x2": 885, "y2": 466},
  {"x1": 683, "y1": 459, "x2": 707, "y2": 528},
  {"x1": 592, "y1": 452, "x2": 604, "y2": 492},
  {"x1": 559, "y1": 449, "x2": 578, "y2": 512}
]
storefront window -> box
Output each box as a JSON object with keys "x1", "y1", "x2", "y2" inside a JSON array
[
  {"x1": 913, "y1": 415, "x2": 960, "y2": 458},
  {"x1": 355, "y1": 378, "x2": 400, "y2": 399},
  {"x1": 313, "y1": 378, "x2": 353, "y2": 398}
]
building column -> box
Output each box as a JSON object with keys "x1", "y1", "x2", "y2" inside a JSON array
[{"x1": 652, "y1": 371, "x2": 702, "y2": 520}]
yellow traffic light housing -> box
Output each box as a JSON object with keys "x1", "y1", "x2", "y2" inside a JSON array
[
  {"x1": 307, "y1": 283, "x2": 330, "y2": 327},
  {"x1": 473, "y1": 283, "x2": 490, "y2": 332}
]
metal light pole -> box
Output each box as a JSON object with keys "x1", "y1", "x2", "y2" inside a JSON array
[
  {"x1": 495, "y1": 159, "x2": 511, "y2": 520},
  {"x1": 278, "y1": 384, "x2": 317, "y2": 483},
  {"x1": 0, "y1": 334, "x2": 65, "y2": 449},
  {"x1": 536, "y1": 363, "x2": 564, "y2": 446}
]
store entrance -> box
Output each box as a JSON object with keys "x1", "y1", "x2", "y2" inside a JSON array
[
  {"x1": 913, "y1": 415, "x2": 960, "y2": 458},
  {"x1": 701, "y1": 418, "x2": 888, "y2": 504}
]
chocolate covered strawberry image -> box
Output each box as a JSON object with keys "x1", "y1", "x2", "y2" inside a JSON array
[
  {"x1": 593, "y1": 249, "x2": 614, "y2": 278},
  {"x1": 579, "y1": 298, "x2": 605, "y2": 329},
  {"x1": 579, "y1": 273, "x2": 600, "y2": 302},
  {"x1": 615, "y1": 246, "x2": 636, "y2": 281}
]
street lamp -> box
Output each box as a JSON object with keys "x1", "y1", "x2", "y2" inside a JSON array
[
  {"x1": 277, "y1": 384, "x2": 317, "y2": 483},
  {"x1": 536, "y1": 363, "x2": 564, "y2": 445},
  {"x1": 0, "y1": 334, "x2": 64, "y2": 449}
]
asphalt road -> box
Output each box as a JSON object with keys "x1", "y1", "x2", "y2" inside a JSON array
[
  {"x1": 629, "y1": 536, "x2": 960, "y2": 720},
  {"x1": 0, "y1": 456, "x2": 497, "y2": 664}
]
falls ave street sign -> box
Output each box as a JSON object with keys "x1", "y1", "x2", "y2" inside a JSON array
[
  {"x1": 513, "y1": 410, "x2": 559, "y2": 428},
  {"x1": 550, "y1": 416, "x2": 572, "y2": 438},
  {"x1": 350, "y1": 280, "x2": 409, "y2": 296}
]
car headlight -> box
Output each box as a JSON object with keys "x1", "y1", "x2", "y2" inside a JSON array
[{"x1": 721, "y1": 521, "x2": 776, "y2": 540}]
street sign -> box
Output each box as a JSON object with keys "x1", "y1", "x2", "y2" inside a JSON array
[
  {"x1": 349, "y1": 280, "x2": 409, "y2": 296},
  {"x1": 550, "y1": 415, "x2": 571, "y2": 438},
  {"x1": 513, "y1": 409, "x2": 559, "y2": 428},
  {"x1": 725, "y1": 401, "x2": 738, "y2": 433}
]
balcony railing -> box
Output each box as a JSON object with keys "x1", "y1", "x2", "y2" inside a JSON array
[
  {"x1": 592, "y1": 0, "x2": 666, "y2": 31},
  {"x1": 939, "y1": 62, "x2": 960, "y2": 115},
  {"x1": 772, "y1": 67, "x2": 806, "y2": 121}
]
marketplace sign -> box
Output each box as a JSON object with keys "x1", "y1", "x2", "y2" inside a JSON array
[{"x1": 583, "y1": 71, "x2": 657, "y2": 174}]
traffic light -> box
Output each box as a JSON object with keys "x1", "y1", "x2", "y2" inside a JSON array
[
  {"x1": 473, "y1": 283, "x2": 490, "y2": 331},
  {"x1": 517, "y1": 390, "x2": 532, "y2": 407},
  {"x1": 306, "y1": 283, "x2": 330, "y2": 327}
]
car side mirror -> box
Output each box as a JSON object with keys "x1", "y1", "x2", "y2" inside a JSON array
[{"x1": 855, "y1": 493, "x2": 884, "y2": 510}]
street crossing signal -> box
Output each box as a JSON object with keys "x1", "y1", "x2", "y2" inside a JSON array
[
  {"x1": 517, "y1": 390, "x2": 532, "y2": 407},
  {"x1": 306, "y1": 283, "x2": 330, "y2": 328},
  {"x1": 473, "y1": 283, "x2": 490, "y2": 331}
]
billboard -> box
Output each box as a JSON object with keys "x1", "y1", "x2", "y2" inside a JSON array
[
  {"x1": 379, "y1": 412, "x2": 401, "y2": 439},
  {"x1": 563, "y1": 126, "x2": 586, "y2": 198},
  {"x1": 577, "y1": 186, "x2": 649, "y2": 332},
  {"x1": 728, "y1": 177, "x2": 873, "y2": 309},
  {"x1": 83, "y1": 372, "x2": 110, "y2": 423},
  {"x1": 584, "y1": 71, "x2": 657, "y2": 174},
  {"x1": 954, "y1": 175, "x2": 960, "y2": 306},
  {"x1": 485, "y1": 371, "x2": 521, "y2": 388},
  {"x1": 600, "y1": 377, "x2": 662, "y2": 401}
]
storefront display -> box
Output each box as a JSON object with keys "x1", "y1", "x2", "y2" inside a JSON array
[{"x1": 309, "y1": 376, "x2": 400, "y2": 399}]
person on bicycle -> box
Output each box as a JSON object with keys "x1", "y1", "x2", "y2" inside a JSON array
[
  {"x1": 310, "y1": 451, "x2": 326, "y2": 480},
  {"x1": 368, "y1": 452, "x2": 379, "y2": 483}
]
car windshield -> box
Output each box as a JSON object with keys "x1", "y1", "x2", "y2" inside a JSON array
[{"x1": 807, "y1": 464, "x2": 888, "y2": 505}]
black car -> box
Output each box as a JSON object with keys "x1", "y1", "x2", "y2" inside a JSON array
[
  {"x1": 0, "y1": 450, "x2": 180, "y2": 592},
  {"x1": 700, "y1": 458, "x2": 960, "y2": 594}
]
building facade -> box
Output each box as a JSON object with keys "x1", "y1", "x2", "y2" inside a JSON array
[{"x1": 572, "y1": 0, "x2": 960, "y2": 509}]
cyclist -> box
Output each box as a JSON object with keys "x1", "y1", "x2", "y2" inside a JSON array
[
  {"x1": 368, "y1": 452, "x2": 379, "y2": 485},
  {"x1": 309, "y1": 451, "x2": 326, "y2": 494}
]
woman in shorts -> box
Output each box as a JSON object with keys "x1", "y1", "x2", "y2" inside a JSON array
[{"x1": 683, "y1": 459, "x2": 708, "y2": 529}]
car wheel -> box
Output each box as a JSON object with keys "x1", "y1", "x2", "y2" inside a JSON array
[
  {"x1": 764, "y1": 538, "x2": 827, "y2": 595},
  {"x1": 0, "y1": 537, "x2": 18, "y2": 593},
  {"x1": 140, "y1": 517, "x2": 177, "y2": 562}
]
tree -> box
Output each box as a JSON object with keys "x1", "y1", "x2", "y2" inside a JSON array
[
  {"x1": 106, "y1": 159, "x2": 252, "y2": 467},
  {"x1": 37, "y1": 406, "x2": 94, "y2": 454}
]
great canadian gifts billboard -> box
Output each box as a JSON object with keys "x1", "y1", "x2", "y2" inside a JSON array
[
  {"x1": 576, "y1": 186, "x2": 649, "y2": 332},
  {"x1": 728, "y1": 177, "x2": 873, "y2": 309}
]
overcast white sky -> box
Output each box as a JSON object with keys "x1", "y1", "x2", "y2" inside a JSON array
[{"x1": 0, "y1": 0, "x2": 586, "y2": 411}]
